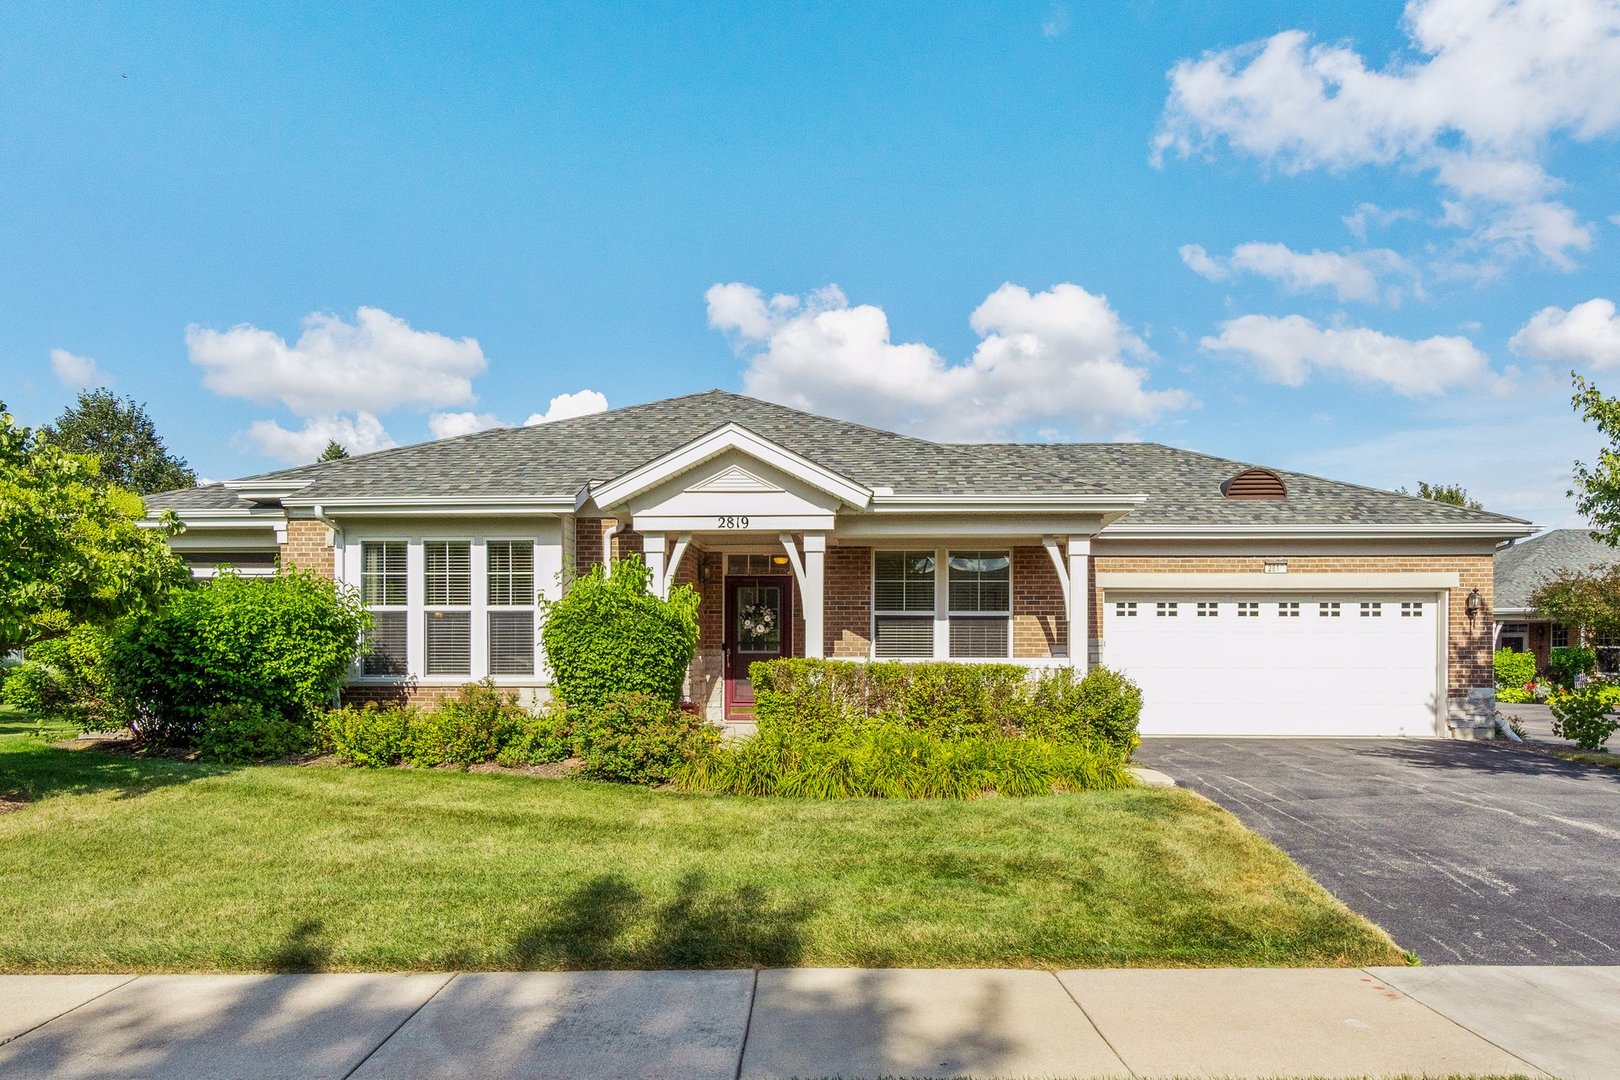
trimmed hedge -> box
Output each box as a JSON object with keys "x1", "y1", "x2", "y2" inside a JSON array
[
  {"x1": 750, "y1": 658, "x2": 1141, "y2": 756},
  {"x1": 1493, "y1": 647, "x2": 1537, "y2": 691},
  {"x1": 316, "y1": 682, "x2": 567, "y2": 769}
]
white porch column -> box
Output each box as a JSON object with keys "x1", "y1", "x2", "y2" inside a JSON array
[
  {"x1": 803, "y1": 532, "x2": 826, "y2": 659},
  {"x1": 643, "y1": 533, "x2": 668, "y2": 599},
  {"x1": 1067, "y1": 536, "x2": 1091, "y2": 670}
]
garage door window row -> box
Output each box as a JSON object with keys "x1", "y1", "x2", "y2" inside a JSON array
[{"x1": 1115, "y1": 600, "x2": 1426, "y2": 618}]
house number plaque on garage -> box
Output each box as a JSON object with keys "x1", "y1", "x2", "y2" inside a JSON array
[{"x1": 716, "y1": 516, "x2": 751, "y2": 529}]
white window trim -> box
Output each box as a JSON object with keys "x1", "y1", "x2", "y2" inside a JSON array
[
  {"x1": 345, "y1": 531, "x2": 548, "y2": 686},
  {"x1": 869, "y1": 546, "x2": 1015, "y2": 662}
]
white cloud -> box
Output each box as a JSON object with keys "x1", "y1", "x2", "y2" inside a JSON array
[
  {"x1": 1155, "y1": 0, "x2": 1620, "y2": 269},
  {"x1": 187, "y1": 306, "x2": 486, "y2": 417},
  {"x1": 707, "y1": 281, "x2": 1191, "y2": 441},
  {"x1": 1510, "y1": 298, "x2": 1620, "y2": 368},
  {"x1": 236, "y1": 412, "x2": 395, "y2": 463},
  {"x1": 50, "y1": 348, "x2": 103, "y2": 389},
  {"x1": 428, "y1": 411, "x2": 505, "y2": 439},
  {"x1": 1201, "y1": 314, "x2": 1492, "y2": 395},
  {"x1": 1041, "y1": 2, "x2": 1069, "y2": 38},
  {"x1": 1343, "y1": 202, "x2": 1421, "y2": 241},
  {"x1": 524, "y1": 389, "x2": 610, "y2": 426},
  {"x1": 1179, "y1": 241, "x2": 1415, "y2": 303}
]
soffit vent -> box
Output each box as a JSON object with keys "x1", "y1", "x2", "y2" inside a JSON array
[{"x1": 1221, "y1": 468, "x2": 1287, "y2": 500}]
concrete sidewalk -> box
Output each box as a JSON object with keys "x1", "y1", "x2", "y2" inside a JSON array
[{"x1": 1, "y1": 966, "x2": 1613, "y2": 1080}]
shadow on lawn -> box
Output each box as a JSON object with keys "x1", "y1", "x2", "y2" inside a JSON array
[
  {"x1": 505, "y1": 870, "x2": 816, "y2": 970},
  {"x1": 0, "y1": 732, "x2": 236, "y2": 804}
]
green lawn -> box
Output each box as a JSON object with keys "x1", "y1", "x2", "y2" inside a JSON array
[{"x1": 0, "y1": 716, "x2": 1403, "y2": 973}]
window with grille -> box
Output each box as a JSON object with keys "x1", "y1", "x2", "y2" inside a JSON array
[
  {"x1": 1237, "y1": 601, "x2": 1259, "y2": 617},
  {"x1": 424, "y1": 541, "x2": 471, "y2": 605},
  {"x1": 1197, "y1": 601, "x2": 1219, "y2": 617},
  {"x1": 947, "y1": 551, "x2": 1010, "y2": 658},
  {"x1": 1401, "y1": 602, "x2": 1423, "y2": 618},
  {"x1": 1156, "y1": 601, "x2": 1178, "y2": 617},
  {"x1": 361, "y1": 541, "x2": 407, "y2": 606},
  {"x1": 486, "y1": 541, "x2": 534, "y2": 606},
  {"x1": 874, "y1": 550, "x2": 935, "y2": 657},
  {"x1": 363, "y1": 611, "x2": 408, "y2": 675},
  {"x1": 1360, "y1": 602, "x2": 1382, "y2": 617},
  {"x1": 1319, "y1": 602, "x2": 1341, "y2": 617},
  {"x1": 488, "y1": 610, "x2": 535, "y2": 675},
  {"x1": 1553, "y1": 623, "x2": 1570, "y2": 648},
  {"x1": 1114, "y1": 601, "x2": 1137, "y2": 617},
  {"x1": 425, "y1": 610, "x2": 471, "y2": 675},
  {"x1": 1279, "y1": 602, "x2": 1300, "y2": 617}
]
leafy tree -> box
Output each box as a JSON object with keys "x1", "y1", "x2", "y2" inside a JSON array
[
  {"x1": 0, "y1": 404, "x2": 188, "y2": 652},
  {"x1": 1571, "y1": 373, "x2": 1620, "y2": 545},
  {"x1": 1397, "y1": 481, "x2": 1482, "y2": 509},
  {"x1": 1529, "y1": 564, "x2": 1620, "y2": 645},
  {"x1": 41, "y1": 389, "x2": 196, "y2": 494},
  {"x1": 318, "y1": 440, "x2": 349, "y2": 461}
]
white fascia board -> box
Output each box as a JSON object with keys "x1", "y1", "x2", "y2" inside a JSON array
[
  {"x1": 1100, "y1": 521, "x2": 1539, "y2": 541},
  {"x1": 223, "y1": 479, "x2": 312, "y2": 501},
  {"x1": 869, "y1": 493, "x2": 1148, "y2": 515},
  {"x1": 140, "y1": 508, "x2": 285, "y2": 528},
  {"x1": 589, "y1": 423, "x2": 872, "y2": 510},
  {"x1": 1097, "y1": 571, "x2": 1461, "y2": 592},
  {"x1": 1493, "y1": 606, "x2": 1537, "y2": 616},
  {"x1": 280, "y1": 496, "x2": 576, "y2": 517}
]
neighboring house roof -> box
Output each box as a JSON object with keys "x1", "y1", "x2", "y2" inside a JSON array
[
  {"x1": 143, "y1": 389, "x2": 1532, "y2": 530},
  {"x1": 1494, "y1": 529, "x2": 1620, "y2": 613}
]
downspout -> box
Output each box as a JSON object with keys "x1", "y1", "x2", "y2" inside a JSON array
[{"x1": 603, "y1": 519, "x2": 626, "y2": 575}]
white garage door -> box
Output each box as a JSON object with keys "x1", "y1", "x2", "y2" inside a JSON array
[{"x1": 1102, "y1": 595, "x2": 1442, "y2": 737}]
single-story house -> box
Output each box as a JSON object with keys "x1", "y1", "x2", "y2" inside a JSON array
[
  {"x1": 1494, "y1": 528, "x2": 1620, "y2": 675},
  {"x1": 145, "y1": 390, "x2": 1535, "y2": 738}
]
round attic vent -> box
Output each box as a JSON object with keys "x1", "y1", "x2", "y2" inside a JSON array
[{"x1": 1221, "y1": 468, "x2": 1287, "y2": 500}]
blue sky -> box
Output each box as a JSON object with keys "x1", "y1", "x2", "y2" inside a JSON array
[{"x1": 4, "y1": 1, "x2": 1620, "y2": 527}]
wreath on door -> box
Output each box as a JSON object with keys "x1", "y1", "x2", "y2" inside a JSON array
[{"x1": 740, "y1": 602, "x2": 778, "y2": 640}]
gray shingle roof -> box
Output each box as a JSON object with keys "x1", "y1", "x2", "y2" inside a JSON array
[
  {"x1": 1495, "y1": 529, "x2": 1620, "y2": 610},
  {"x1": 143, "y1": 389, "x2": 1530, "y2": 529},
  {"x1": 142, "y1": 483, "x2": 263, "y2": 510}
]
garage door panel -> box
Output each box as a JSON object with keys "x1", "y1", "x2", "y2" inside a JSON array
[{"x1": 1104, "y1": 593, "x2": 1439, "y2": 737}]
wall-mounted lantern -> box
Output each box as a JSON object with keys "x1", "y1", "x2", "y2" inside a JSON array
[{"x1": 1466, "y1": 588, "x2": 1484, "y2": 617}]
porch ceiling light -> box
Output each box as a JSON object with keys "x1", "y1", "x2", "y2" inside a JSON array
[
  {"x1": 771, "y1": 555, "x2": 790, "y2": 566},
  {"x1": 1466, "y1": 588, "x2": 1483, "y2": 617}
]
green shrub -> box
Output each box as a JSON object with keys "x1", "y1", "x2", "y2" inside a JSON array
[
  {"x1": 751, "y1": 658, "x2": 1142, "y2": 754},
  {"x1": 1549, "y1": 686, "x2": 1620, "y2": 751},
  {"x1": 676, "y1": 730, "x2": 1132, "y2": 799},
  {"x1": 1023, "y1": 666, "x2": 1143, "y2": 756},
  {"x1": 1493, "y1": 648, "x2": 1538, "y2": 690},
  {"x1": 539, "y1": 555, "x2": 699, "y2": 710},
  {"x1": 1, "y1": 623, "x2": 115, "y2": 730},
  {"x1": 1547, "y1": 645, "x2": 1599, "y2": 688},
  {"x1": 404, "y1": 680, "x2": 529, "y2": 766},
  {"x1": 495, "y1": 710, "x2": 573, "y2": 767},
  {"x1": 315, "y1": 704, "x2": 416, "y2": 767},
  {"x1": 195, "y1": 702, "x2": 313, "y2": 763},
  {"x1": 1495, "y1": 686, "x2": 1535, "y2": 704},
  {"x1": 573, "y1": 692, "x2": 718, "y2": 785},
  {"x1": 106, "y1": 569, "x2": 370, "y2": 747}
]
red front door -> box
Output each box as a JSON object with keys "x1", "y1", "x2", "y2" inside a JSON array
[{"x1": 724, "y1": 575, "x2": 793, "y2": 719}]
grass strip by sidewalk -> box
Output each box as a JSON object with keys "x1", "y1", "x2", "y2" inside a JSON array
[{"x1": 0, "y1": 716, "x2": 1402, "y2": 972}]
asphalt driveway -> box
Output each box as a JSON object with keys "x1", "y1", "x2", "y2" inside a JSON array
[{"x1": 1135, "y1": 737, "x2": 1620, "y2": 965}]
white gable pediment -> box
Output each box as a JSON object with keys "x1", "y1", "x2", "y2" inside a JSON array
[{"x1": 686, "y1": 464, "x2": 785, "y2": 495}]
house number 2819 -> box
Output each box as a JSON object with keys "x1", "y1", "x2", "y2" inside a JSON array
[{"x1": 716, "y1": 516, "x2": 750, "y2": 529}]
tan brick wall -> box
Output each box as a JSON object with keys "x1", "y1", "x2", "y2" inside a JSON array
[
  {"x1": 826, "y1": 545, "x2": 872, "y2": 657},
  {"x1": 1089, "y1": 553, "x2": 1495, "y2": 696},
  {"x1": 279, "y1": 519, "x2": 334, "y2": 580},
  {"x1": 1012, "y1": 546, "x2": 1067, "y2": 658}
]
